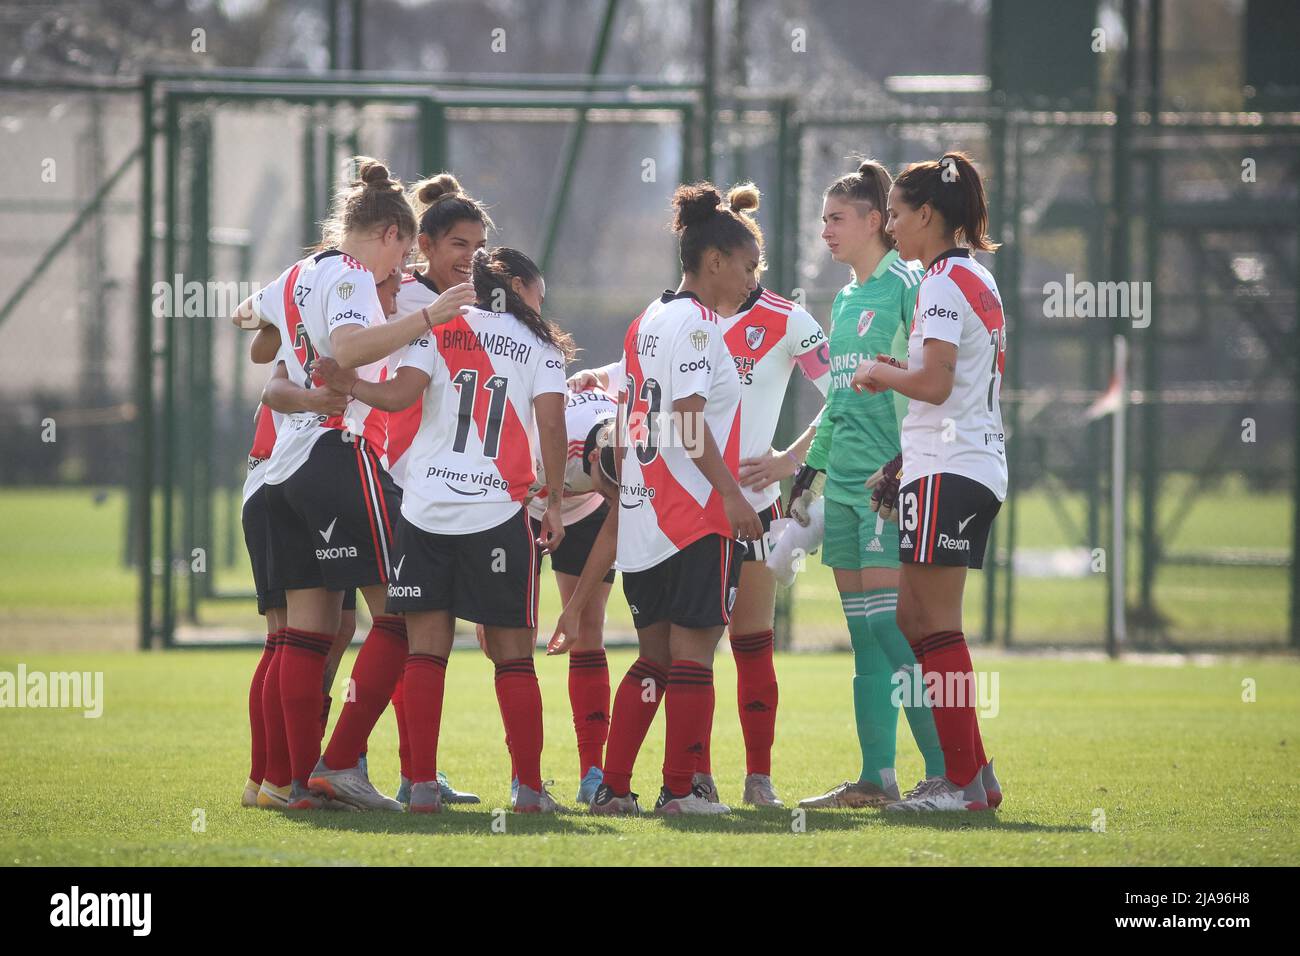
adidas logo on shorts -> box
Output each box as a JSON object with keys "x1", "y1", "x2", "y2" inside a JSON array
[
  {"x1": 866, "y1": 537, "x2": 885, "y2": 553},
  {"x1": 899, "y1": 534, "x2": 913, "y2": 549}
]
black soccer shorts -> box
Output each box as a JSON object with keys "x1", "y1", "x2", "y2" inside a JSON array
[
  {"x1": 897, "y1": 472, "x2": 1001, "y2": 569},
  {"x1": 621, "y1": 533, "x2": 745, "y2": 630}
]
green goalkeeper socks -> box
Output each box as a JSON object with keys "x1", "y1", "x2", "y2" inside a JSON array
[{"x1": 841, "y1": 591, "x2": 898, "y2": 785}]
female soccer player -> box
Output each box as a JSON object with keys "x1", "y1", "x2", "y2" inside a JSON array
[
  {"x1": 783, "y1": 161, "x2": 947, "y2": 810},
  {"x1": 314, "y1": 246, "x2": 571, "y2": 814},
  {"x1": 381, "y1": 172, "x2": 492, "y2": 807},
  {"x1": 850, "y1": 151, "x2": 1006, "y2": 812},
  {"x1": 558, "y1": 183, "x2": 765, "y2": 816},
  {"x1": 564, "y1": 186, "x2": 829, "y2": 808},
  {"x1": 245, "y1": 157, "x2": 474, "y2": 811}
]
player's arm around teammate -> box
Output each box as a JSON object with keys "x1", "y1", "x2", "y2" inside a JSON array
[{"x1": 849, "y1": 152, "x2": 1007, "y2": 812}]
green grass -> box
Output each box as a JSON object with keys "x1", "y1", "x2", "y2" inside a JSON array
[
  {"x1": 1, "y1": 480, "x2": 1292, "y2": 648},
  {"x1": 1, "y1": 648, "x2": 1297, "y2": 865}
]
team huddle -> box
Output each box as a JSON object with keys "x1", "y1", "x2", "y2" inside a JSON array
[{"x1": 235, "y1": 149, "x2": 1008, "y2": 817}]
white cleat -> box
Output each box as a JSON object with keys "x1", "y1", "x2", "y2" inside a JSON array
[
  {"x1": 742, "y1": 773, "x2": 784, "y2": 807},
  {"x1": 514, "y1": 782, "x2": 564, "y2": 814},
  {"x1": 241, "y1": 779, "x2": 260, "y2": 808},
  {"x1": 981, "y1": 759, "x2": 1003, "y2": 809},
  {"x1": 886, "y1": 773, "x2": 990, "y2": 812},
  {"x1": 654, "y1": 785, "x2": 731, "y2": 816},
  {"x1": 407, "y1": 780, "x2": 442, "y2": 814},
  {"x1": 307, "y1": 759, "x2": 404, "y2": 811}
]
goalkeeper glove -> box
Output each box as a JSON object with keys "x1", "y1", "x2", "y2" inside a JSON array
[
  {"x1": 788, "y1": 463, "x2": 826, "y2": 527},
  {"x1": 865, "y1": 452, "x2": 903, "y2": 522}
]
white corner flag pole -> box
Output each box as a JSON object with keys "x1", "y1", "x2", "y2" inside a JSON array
[{"x1": 1112, "y1": 334, "x2": 1129, "y2": 648}]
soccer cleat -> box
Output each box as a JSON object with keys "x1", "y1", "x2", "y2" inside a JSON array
[
  {"x1": 691, "y1": 772, "x2": 720, "y2": 804},
  {"x1": 654, "y1": 785, "x2": 731, "y2": 816},
  {"x1": 981, "y1": 759, "x2": 1002, "y2": 809},
  {"x1": 886, "y1": 773, "x2": 989, "y2": 812},
  {"x1": 742, "y1": 773, "x2": 784, "y2": 807},
  {"x1": 395, "y1": 774, "x2": 411, "y2": 806},
  {"x1": 307, "y1": 759, "x2": 403, "y2": 811},
  {"x1": 902, "y1": 776, "x2": 946, "y2": 800},
  {"x1": 255, "y1": 781, "x2": 291, "y2": 810},
  {"x1": 285, "y1": 780, "x2": 354, "y2": 811},
  {"x1": 514, "y1": 782, "x2": 563, "y2": 814},
  {"x1": 438, "y1": 770, "x2": 480, "y2": 804},
  {"x1": 576, "y1": 766, "x2": 604, "y2": 805},
  {"x1": 510, "y1": 777, "x2": 519, "y2": 806},
  {"x1": 588, "y1": 783, "x2": 641, "y2": 816},
  {"x1": 797, "y1": 777, "x2": 900, "y2": 809},
  {"x1": 357, "y1": 753, "x2": 369, "y2": 779},
  {"x1": 241, "y1": 778, "x2": 260, "y2": 808},
  {"x1": 407, "y1": 780, "x2": 442, "y2": 814}
]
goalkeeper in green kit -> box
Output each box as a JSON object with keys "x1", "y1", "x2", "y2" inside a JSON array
[{"x1": 788, "y1": 161, "x2": 945, "y2": 807}]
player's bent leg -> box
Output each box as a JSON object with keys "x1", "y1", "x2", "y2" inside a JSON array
[
  {"x1": 280, "y1": 587, "x2": 344, "y2": 809},
  {"x1": 557, "y1": 571, "x2": 612, "y2": 803},
  {"x1": 487, "y1": 625, "x2": 561, "y2": 813},
  {"x1": 591, "y1": 622, "x2": 669, "y2": 815},
  {"x1": 655, "y1": 624, "x2": 729, "y2": 815}
]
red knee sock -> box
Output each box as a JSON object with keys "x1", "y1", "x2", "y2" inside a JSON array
[
  {"x1": 248, "y1": 629, "x2": 280, "y2": 785},
  {"x1": 323, "y1": 615, "x2": 408, "y2": 770},
  {"x1": 279, "y1": 628, "x2": 334, "y2": 784},
  {"x1": 731, "y1": 630, "x2": 778, "y2": 776},
  {"x1": 403, "y1": 654, "x2": 448, "y2": 784},
  {"x1": 261, "y1": 632, "x2": 290, "y2": 788},
  {"x1": 603, "y1": 657, "x2": 667, "y2": 795},
  {"x1": 914, "y1": 630, "x2": 981, "y2": 787},
  {"x1": 494, "y1": 658, "x2": 543, "y2": 793},
  {"x1": 663, "y1": 660, "x2": 715, "y2": 796},
  {"x1": 390, "y1": 673, "x2": 412, "y2": 780},
  {"x1": 568, "y1": 650, "x2": 610, "y2": 776}
]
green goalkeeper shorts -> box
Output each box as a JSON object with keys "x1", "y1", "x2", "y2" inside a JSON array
[{"x1": 821, "y1": 497, "x2": 900, "y2": 570}]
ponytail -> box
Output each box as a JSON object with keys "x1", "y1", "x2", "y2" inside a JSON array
[
  {"x1": 893, "y1": 151, "x2": 999, "y2": 252},
  {"x1": 470, "y1": 247, "x2": 576, "y2": 362},
  {"x1": 825, "y1": 159, "x2": 895, "y2": 249}
]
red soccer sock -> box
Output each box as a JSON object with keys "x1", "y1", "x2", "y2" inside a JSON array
[
  {"x1": 495, "y1": 658, "x2": 544, "y2": 792},
  {"x1": 261, "y1": 631, "x2": 290, "y2": 788},
  {"x1": 279, "y1": 627, "x2": 334, "y2": 784},
  {"x1": 914, "y1": 630, "x2": 981, "y2": 787},
  {"x1": 248, "y1": 630, "x2": 279, "y2": 785},
  {"x1": 568, "y1": 650, "x2": 610, "y2": 776},
  {"x1": 390, "y1": 673, "x2": 412, "y2": 780},
  {"x1": 603, "y1": 657, "x2": 667, "y2": 795},
  {"x1": 403, "y1": 654, "x2": 448, "y2": 783},
  {"x1": 323, "y1": 615, "x2": 408, "y2": 770},
  {"x1": 663, "y1": 660, "x2": 715, "y2": 796},
  {"x1": 731, "y1": 630, "x2": 778, "y2": 776}
]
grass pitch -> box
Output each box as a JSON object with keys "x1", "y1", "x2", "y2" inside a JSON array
[{"x1": 2, "y1": 647, "x2": 1297, "y2": 866}]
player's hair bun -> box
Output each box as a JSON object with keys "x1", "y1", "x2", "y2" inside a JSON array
[
  {"x1": 414, "y1": 172, "x2": 462, "y2": 206},
  {"x1": 726, "y1": 182, "x2": 760, "y2": 215},
  {"x1": 671, "y1": 183, "x2": 724, "y2": 233},
  {"x1": 355, "y1": 157, "x2": 393, "y2": 187}
]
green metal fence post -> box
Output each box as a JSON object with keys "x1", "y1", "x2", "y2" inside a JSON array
[
  {"x1": 136, "y1": 74, "x2": 157, "y2": 650},
  {"x1": 1139, "y1": 0, "x2": 1163, "y2": 630},
  {"x1": 161, "y1": 92, "x2": 180, "y2": 647}
]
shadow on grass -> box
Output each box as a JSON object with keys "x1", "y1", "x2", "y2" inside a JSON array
[{"x1": 279, "y1": 805, "x2": 1086, "y2": 836}]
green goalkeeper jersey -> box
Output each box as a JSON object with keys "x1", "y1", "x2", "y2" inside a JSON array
[{"x1": 805, "y1": 249, "x2": 923, "y2": 505}]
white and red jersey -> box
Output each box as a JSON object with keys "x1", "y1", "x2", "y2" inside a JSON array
[
  {"x1": 527, "y1": 385, "x2": 618, "y2": 527},
  {"x1": 241, "y1": 403, "x2": 283, "y2": 504},
  {"x1": 397, "y1": 306, "x2": 568, "y2": 534},
  {"x1": 257, "y1": 249, "x2": 391, "y2": 485},
  {"x1": 720, "y1": 286, "x2": 831, "y2": 509},
  {"x1": 384, "y1": 270, "x2": 442, "y2": 489},
  {"x1": 900, "y1": 249, "x2": 1008, "y2": 499},
  {"x1": 614, "y1": 291, "x2": 742, "y2": 573}
]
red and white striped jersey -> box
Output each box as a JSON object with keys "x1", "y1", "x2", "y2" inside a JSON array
[
  {"x1": 241, "y1": 402, "x2": 283, "y2": 504},
  {"x1": 384, "y1": 270, "x2": 441, "y2": 489},
  {"x1": 900, "y1": 249, "x2": 1008, "y2": 499},
  {"x1": 614, "y1": 291, "x2": 742, "y2": 573},
  {"x1": 720, "y1": 286, "x2": 831, "y2": 509},
  {"x1": 257, "y1": 250, "x2": 390, "y2": 485},
  {"x1": 527, "y1": 385, "x2": 618, "y2": 527},
  {"x1": 397, "y1": 306, "x2": 568, "y2": 534}
]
